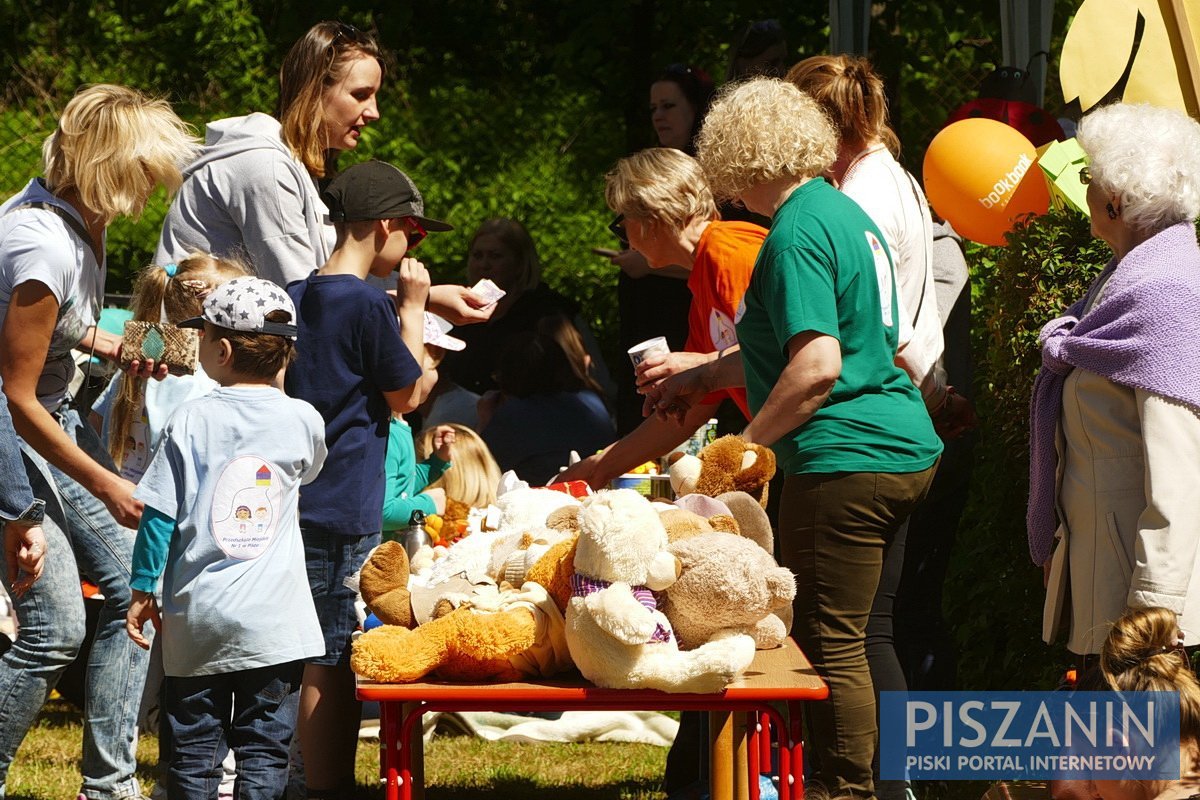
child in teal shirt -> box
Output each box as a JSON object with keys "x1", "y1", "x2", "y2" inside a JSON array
[{"x1": 381, "y1": 312, "x2": 463, "y2": 537}]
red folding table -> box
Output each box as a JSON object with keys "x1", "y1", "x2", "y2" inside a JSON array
[{"x1": 357, "y1": 638, "x2": 828, "y2": 800}]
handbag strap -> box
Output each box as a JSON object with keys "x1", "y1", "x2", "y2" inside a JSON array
[
  {"x1": 902, "y1": 170, "x2": 930, "y2": 329},
  {"x1": 4, "y1": 200, "x2": 102, "y2": 265}
]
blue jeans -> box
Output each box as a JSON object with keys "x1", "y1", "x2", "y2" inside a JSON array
[
  {"x1": 164, "y1": 661, "x2": 303, "y2": 800},
  {"x1": 302, "y1": 530, "x2": 378, "y2": 667},
  {"x1": 0, "y1": 406, "x2": 147, "y2": 799}
]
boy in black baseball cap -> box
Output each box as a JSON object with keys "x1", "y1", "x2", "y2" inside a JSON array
[{"x1": 282, "y1": 160, "x2": 451, "y2": 789}]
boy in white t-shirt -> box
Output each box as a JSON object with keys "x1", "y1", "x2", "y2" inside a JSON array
[{"x1": 125, "y1": 277, "x2": 327, "y2": 798}]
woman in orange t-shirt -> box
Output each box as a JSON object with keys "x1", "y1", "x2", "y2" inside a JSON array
[{"x1": 560, "y1": 147, "x2": 765, "y2": 488}]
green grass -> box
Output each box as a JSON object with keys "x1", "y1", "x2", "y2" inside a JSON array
[{"x1": 6, "y1": 701, "x2": 668, "y2": 800}]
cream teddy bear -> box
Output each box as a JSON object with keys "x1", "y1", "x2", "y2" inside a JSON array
[{"x1": 564, "y1": 489, "x2": 756, "y2": 693}]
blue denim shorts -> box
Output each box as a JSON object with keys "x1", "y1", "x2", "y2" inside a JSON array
[{"x1": 302, "y1": 530, "x2": 379, "y2": 666}]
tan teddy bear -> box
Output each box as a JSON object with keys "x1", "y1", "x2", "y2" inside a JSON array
[{"x1": 660, "y1": 532, "x2": 795, "y2": 650}]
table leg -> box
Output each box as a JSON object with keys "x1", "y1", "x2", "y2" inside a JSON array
[
  {"x1": 380, "y1": 701, "x2": 399, "y2": 800},
  {"x1": 733, "y1": 712, "x2": 749, "y2": 800},
  {"x1": 788, "y1": 700, "x2": 804, "y2": 800},
  {"x1": 400, "y1": 702, "x2": 428, "y2": 800},
  {"x1": 748, "y1": 712, "x2": 761, "y2": 800},
  {"x1": 710, "y1": 710, "x2": 734, "y2": 800}
]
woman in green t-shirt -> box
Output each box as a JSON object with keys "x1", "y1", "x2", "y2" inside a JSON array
[{"x1": 647, "y1": 77, "x2": 942, "y2": 799}]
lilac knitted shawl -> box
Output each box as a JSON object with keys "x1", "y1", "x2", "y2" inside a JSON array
[{"x1": 1027, "y1": 222, "x2": 1200, "y2": 565}]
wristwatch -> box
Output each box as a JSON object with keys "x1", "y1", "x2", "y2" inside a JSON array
[{"x1": 9, "y1": 498, "x2": 45, "y2": 526}]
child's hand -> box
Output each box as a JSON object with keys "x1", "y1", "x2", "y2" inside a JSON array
[
  {"x1": 126, "y1": 589, "x2": 161, "y2": 650},
  {"x1": 431, "y1": 425, "x2": 456, "y2": 461},
  {"x1": 395, "y1": 258, "x2": 431, "y2": 312}
]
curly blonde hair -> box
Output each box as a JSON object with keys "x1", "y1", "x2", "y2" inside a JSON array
[
  {"x1": 696, "y1": 78, "x2": 838, "y2": 202},
  {"x1": 605, "y1": 148, "x2": 718, "y2": 230},
  {"x1": 43, "y1": 84, "x2": 198, "y2": 225}
]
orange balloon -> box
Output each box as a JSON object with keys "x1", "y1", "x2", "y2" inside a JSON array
[{"x1": 923, "y1": 118, "x2": 1050, "y2": 246}]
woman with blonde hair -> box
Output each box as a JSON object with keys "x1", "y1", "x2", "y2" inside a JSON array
[
  {"x1": 646, "y1": 78, "x2": 942, "y2": 799},
  {"x1": 1031, "y1": 104, "x2": 1200, "y2": 665},
  {"x1": 560, "y1": 146, "x2": 765, "y2": 490},
  {"x1": 0, "y1": 82, "x2": 197, "y2": 798},
  {"x1": 417, "y1": 423, "x2": 502, "y2": 509}
]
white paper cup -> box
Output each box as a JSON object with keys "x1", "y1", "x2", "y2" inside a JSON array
[{"x1": 628, "y1": 336, "x2": 670, "y2": 369}]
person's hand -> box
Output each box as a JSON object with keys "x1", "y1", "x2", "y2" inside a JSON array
[
  {"x1": 476, "y1": 389, "x2": 502, "y2": 431},
  {"x1": 422, "y1": 487, "x2": 447, "y2": 516},
  {"x1": 428, "y1": 284, "x2": 496, "y2": 326},
  {"x1": 430, "y1": 425, "x2": 456, "y2": 461},
  {"x1": 395, "y1": 258, "x2": 432, "y2": 313},
  {"x1": 120, "y1": 353, "x2": 170, "y2": 382},
  {"x1": 4, "y1": 522, "x2": 45, "y2": 597},
  {"x1": 635, "y1": 351, "x2": 714, "y2": 393},
  {"x1": 642, "y1": 366, "x2": 710, "y2": 425},
  {"x1": 99, "y1": 475, "x2": 143, "y2": 529},
  {"x1": 610, "y1": 249, "x2": 651, "y2": 279},
  {"x1": 556, "y1": 451, "x2": 604, "y2": 489},
  {"x1": 126, "y1": 589, "x2": 160, "y2": 650},
  {"x1": 933, "y1": 391, "x2": 978, "y2": 440}
]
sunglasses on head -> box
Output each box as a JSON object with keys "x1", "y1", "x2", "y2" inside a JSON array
[
  {"x1": 331, "y1": 21, "x2": 369, "y2": 46},
  {"x1": 608, "y1": 215, "x2": 629, "y2": 248}
]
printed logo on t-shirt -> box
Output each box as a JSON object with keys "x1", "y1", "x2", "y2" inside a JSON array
[
  {"x1": 210, "y1": 456, "x2": 282, "y2": 560},
  {"x1": 709, "y1": 309, "x2": 738, "y2": 350},
  {"x1": 734, "y1": 297, "x2": 747, "y2": 324},
  {"x1": 865, "y1": 231, "x2": 894, "y2": 328}
]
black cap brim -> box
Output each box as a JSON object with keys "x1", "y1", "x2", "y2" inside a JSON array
[
  {"x1": 414, "y1": 215, "x2": 453, "y2": 232},
  {"x1": 178, "y1": 316, "x2": 205, "y2": 329}
]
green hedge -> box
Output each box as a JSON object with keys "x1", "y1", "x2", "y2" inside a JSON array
[{"x1": 951, "y1": 208, "x2": 1110, "y2": 690}]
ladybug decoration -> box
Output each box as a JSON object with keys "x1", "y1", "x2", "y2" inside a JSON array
[{"x1": 945, "y1": 66, "x2": 1064, "y2": 147}]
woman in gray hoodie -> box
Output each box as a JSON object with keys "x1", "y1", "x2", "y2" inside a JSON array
[{"x1": 157, "y1": 21, "x2": 383, "y2": 287}]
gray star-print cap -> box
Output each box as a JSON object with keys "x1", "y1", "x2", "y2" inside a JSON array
[{"x1": 178, "y1": 276, "x2": 298, "y2": 339}]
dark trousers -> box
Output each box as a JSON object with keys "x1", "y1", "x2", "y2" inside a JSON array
[{"x1": 780, "y1": 465, "x2": 936, "y2": 800}]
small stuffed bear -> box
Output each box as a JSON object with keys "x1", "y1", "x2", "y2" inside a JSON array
[
  {"x1": 564, "y1": 489, "x2": 755, "y2": 693},
  {"x1": 669, "y1": 435, "x2": 776, "y2": 509},
  {"x1": 351, "y1": 536, "x2": 579, "y2": 683}
]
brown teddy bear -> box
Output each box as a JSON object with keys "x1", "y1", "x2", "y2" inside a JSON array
[
  {"x1": 350, "y1": 536, "x2": 579, "y2": 683},
  {"x1": 668, "y1": 434, "x2": 776, "y2": 508}
]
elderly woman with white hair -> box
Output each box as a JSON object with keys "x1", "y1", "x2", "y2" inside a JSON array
[
  {"x1": 1031, "y1": 103, "x2": 1200, "y2": 661},
  {"x1": 648, "y1": 78, "x2": 942, "y2": 799}
]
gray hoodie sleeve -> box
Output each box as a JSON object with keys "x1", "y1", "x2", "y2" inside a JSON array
[{"x1": 156, "y1": 115, "x2": 331, "y2": 288}]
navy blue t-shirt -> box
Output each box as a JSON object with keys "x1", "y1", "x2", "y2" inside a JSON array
[{"x1": 286, "y1": 274, "x2": 422, "y2": 536}]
